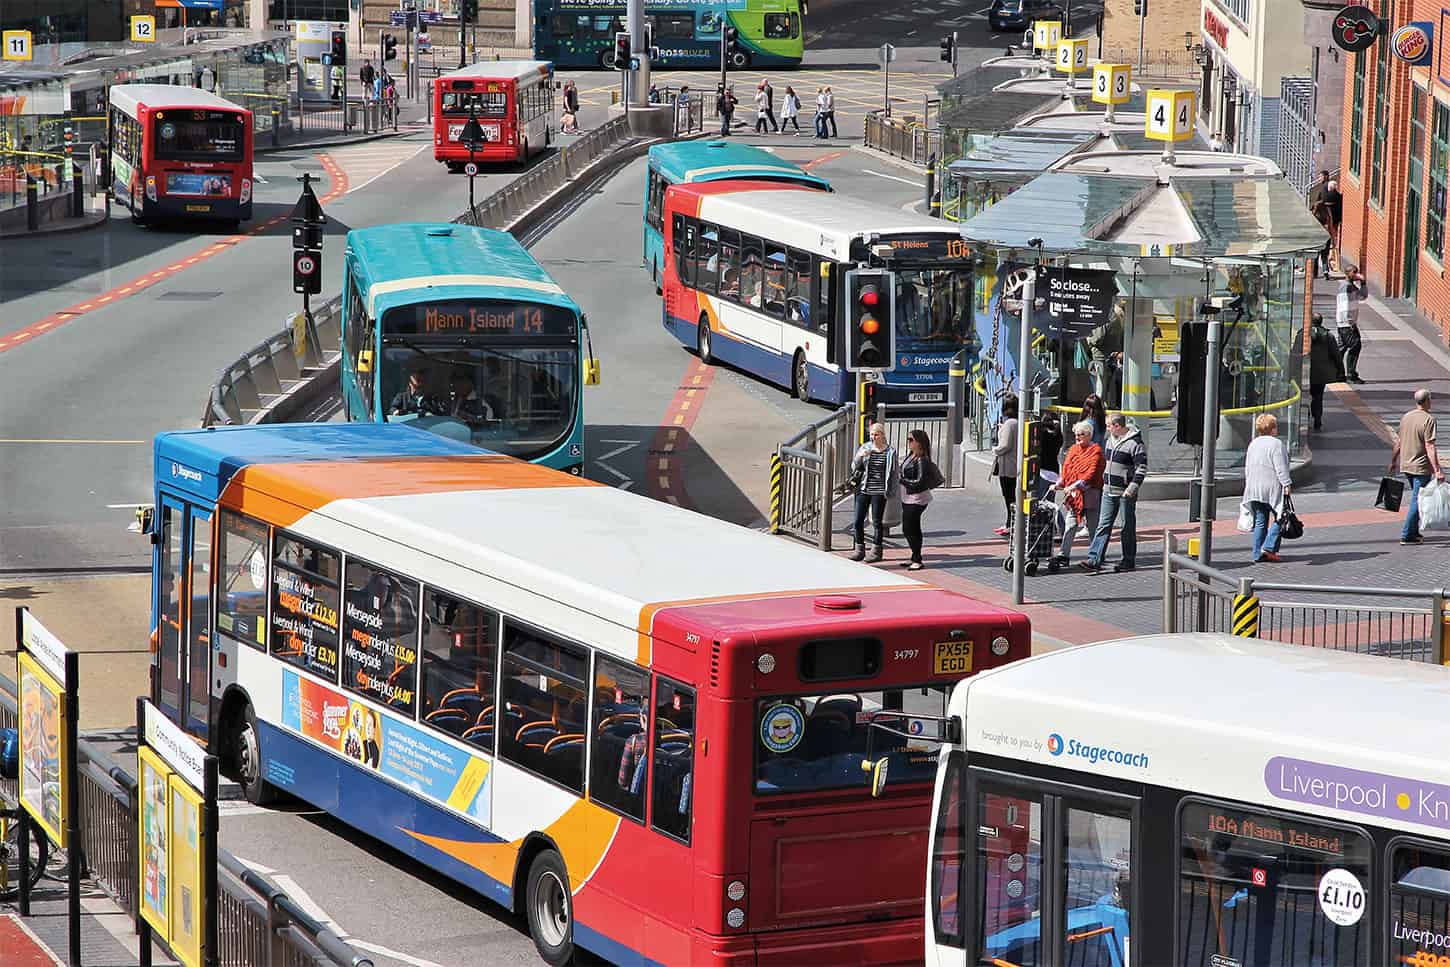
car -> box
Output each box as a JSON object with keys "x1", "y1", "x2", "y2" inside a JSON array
[{"x1": 989, "y1": 0, "x2": 1065, "y2": 32}]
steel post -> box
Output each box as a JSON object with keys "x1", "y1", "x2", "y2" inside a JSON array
[
  {"x1": 1012, "y1": 269, "x2": 1035, "y2": 605},
  {"x1": 819, "y1": 438, "x2": 835, "y2": 551},
  {"x1": 1163, "y1": 530, "x2": 1176, "y2": 632},
  {"x1": 1435, "y1": 588, "x2": 1446, "y2": 664},
  {"x1": 947, "y1": 350, "x2": 966, "y2": 486},
  {"x1": 1198, "y1": 315, "x2": 1223, "y2": 565}
]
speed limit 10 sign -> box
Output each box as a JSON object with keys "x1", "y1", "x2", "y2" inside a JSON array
[
  {"x1": 463, "y1": 162, "x2": 479, "y2": 176},
  {"x1": 1144, "y1": 88, "x2": 1196, "y2": 142},
  {"x1": 1055, "y1": 38, "x2": 1089, "y2": 75},
  {"x1": 1092, "y1": 63, "x2": 1132, "y2": 106}
]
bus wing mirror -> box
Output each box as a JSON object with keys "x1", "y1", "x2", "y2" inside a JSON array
[
  {"x1": 585, "y1": 357, "x2": 601, "y2": 386},
  {"x1": 357, "y1": 349, "x2": 373, "y2": 373},
  {"x1": 131, "y1": 506, "x2": 155, "y2": 538},
  {"x1": 862, "y1": 756, "x2": 890, "y2": 798}
]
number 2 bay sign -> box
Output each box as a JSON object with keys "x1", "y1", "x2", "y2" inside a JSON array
[{"x1": 1042, "y1": 266, "x2": 1119, "y2": 334}]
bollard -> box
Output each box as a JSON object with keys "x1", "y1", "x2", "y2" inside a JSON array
[
  {"x1": 72, "y1": 170, "x2": 83, "y2": 217},
  {"x1": 770, "y1": 451, "x2": 783, "y2": 533},
  {"x1": 26, "y1": 175, "x2": 38, "y2": 231},
  {"x1": 272, "y1": 106, "x2": 281, "y2": 147},
  {"x1": 1231, "y1": 580, "x2": 1260, "y2": 638}
]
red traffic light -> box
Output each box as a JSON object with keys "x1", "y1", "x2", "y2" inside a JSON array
[
  {"x1": 859, "y1": 288, "x2": 880, "y2": 307},
  {"x1": 860, "y1": 317, "x2": 880, "y2": 335}
]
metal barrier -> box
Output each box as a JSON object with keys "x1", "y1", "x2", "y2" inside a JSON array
[
  {"x1": 0, "y1": 673, "x2": 371, "y2": 966},
  {"x1": 875, "y1": 401, "x2": 959, "y2": 487},
  {"x1": 771, "y1": 404, "x2": 856, "y2": 548},
  {"x1": 1162, "y1": 532, "x2": 1448, "y2": 663},
  {"x1": 864, "y1": 110, "x2": 939, "y2": 167}
]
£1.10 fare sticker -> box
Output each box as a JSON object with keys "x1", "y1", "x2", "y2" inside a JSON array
[{"x1": 1318, "y1": 868, "x2": 1365, "y2": 926}]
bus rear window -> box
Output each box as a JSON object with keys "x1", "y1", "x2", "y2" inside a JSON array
[
  {"x1": 154, "y1": 113, "x2": 244, "y2": 161},
  {"x1": 799, "y1": 637, "x2": 881, "y2": 681},
  {"x1": 442, "y1": 91, "x2": 507, "y2": 117},
  {"x1": 755, "y1": 686, "x2": 947, "y2": 794}
]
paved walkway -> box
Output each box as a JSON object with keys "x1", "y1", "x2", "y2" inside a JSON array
[{"x1": 847, "y1": 273, "x2": 1450, "y2": 647}]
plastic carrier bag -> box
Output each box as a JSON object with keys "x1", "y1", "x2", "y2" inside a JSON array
[{"x1": 1420, "y1": 479, "x2": 1450, "y2": 531}]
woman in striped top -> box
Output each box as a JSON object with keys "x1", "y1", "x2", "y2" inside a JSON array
[{"x1": 849, "y1": 423, "x2": 900, "y2": 563}]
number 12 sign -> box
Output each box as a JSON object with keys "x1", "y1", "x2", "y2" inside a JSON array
[
  {"x1": 2, "y1": 29, "x2": 33, "y2": 61},
  {"x1": 1145, "y1": 88, "x2": 1196, "y2": 142}
]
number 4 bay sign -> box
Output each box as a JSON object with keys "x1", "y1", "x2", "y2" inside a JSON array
[
  {"x1": 137, "y1": 698, "x2": 218, "y2": 967},
  {"x1": 1145, "y1": 88, "x2": 1196, "y2": 141}
]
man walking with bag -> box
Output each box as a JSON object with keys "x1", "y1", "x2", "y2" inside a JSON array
[{"x1": 1390, "y1": 388, "x2": 1446, "y2": 544}]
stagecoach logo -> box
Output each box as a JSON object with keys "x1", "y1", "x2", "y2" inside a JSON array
[
  {"x1": 170, "y1": 462, "x2": 203, "y2": 484},
  {"x1": 1045, "y1": 731, "x2": 1149, "y2": 769},
  {"x1": 1047, "y1": 732, "x2": 1064, "y2": 755},
  {"x1": 760, "y1": 703, "x2": 804, "y2": 754}
]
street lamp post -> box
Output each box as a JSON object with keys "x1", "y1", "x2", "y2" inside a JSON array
[{"x1": 459, "y1": 107, "x2": 484, "y2": 215}]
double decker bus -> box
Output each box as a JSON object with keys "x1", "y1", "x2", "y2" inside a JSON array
[
  {"x1": 433, "y1": 61, "x2": 556, "y2": 170},
  {"x1": 340, "y1": 222, "x2": 598, "y2": 474},
  {"x1": 534, "y1": 0, "x2": 804, "y2": 69},
  {"x1": 108, "y1": 84, "x2": 253, "y2": 227},
  {"x1": 146, "y1": 421, "x2": 1031, "y2": 965},
  {"x1": 918, "y1": 632, "x2": 1450, "y2": 967},
  {"x1": 663, "y1": 183, "x2": 974, "y2": 405},
  {"x1": 643, "y1": 141, "x2": 830, "y2": 290}
]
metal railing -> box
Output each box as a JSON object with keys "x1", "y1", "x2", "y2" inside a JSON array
[
  {"x1": 771, "y1": 404, "x2": 857, "y2": 548},
  {"x1": 1162, "y1": 532, "x2": 1448, "y2": 663},
  {"x1": 864, "y1": 110, "x2": 939, "y2": 167},
  {"x1": 875, "y1": 401, "x2": 960, "y2": 487},
  {"x1": 204, "y1": 303, "x2": 341, "y2": 427},
  {"x1": 1101, "y1": 47, "x2": 1201, "y2": 80},
  {"x1": 0, "y1": 674, "x2": 371, "y2": 966}
]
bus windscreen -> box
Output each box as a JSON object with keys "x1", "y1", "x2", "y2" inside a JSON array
[{"x1": 154, "y1": 112, "x2": 245, "y2": 161}]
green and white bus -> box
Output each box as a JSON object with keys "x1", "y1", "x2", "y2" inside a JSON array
[{"x1": 534, "y1": 0, "x2": 804, "y2": 69}]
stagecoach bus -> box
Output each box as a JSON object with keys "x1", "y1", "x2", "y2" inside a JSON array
[
  {"x1": 643, "y1": 141, "x2": 830, "y2": 290},
  {"x1": 108, "y1": 84, "x2": 254, "y2": 227},
  {"x1": 535, "y1": 0, "x2": 804, "y2": 69},
  {"x1": 433, "y1": 61, "x2": 555, "y2": 169},
  {"x1": 146, "y1": 421, "x2": 1030, "y2": 965},
  {"x1": 919, "y1": 633, "x2": 1450, "y2": 967}
]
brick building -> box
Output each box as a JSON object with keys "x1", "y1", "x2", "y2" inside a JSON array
[
  {"x1": 1338, "y1": 1, "x2": 1450, "y2": 336},
  {"x1": 1099, "y1": 0, "x2": 1202, "y2": 71}
]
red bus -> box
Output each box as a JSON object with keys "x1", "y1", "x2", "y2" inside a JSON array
[
  {"x1": 433, "y1": 60, "x2": 555, "y2": 169},
  {"x1": 108, "y1": 84, "x2": 253, "y2": 227}
]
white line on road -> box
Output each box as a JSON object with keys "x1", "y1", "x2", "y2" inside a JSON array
[
  {"x1": 348, "y1": 142, "x2": 431, "y2": 194},
  {"x1": 349, "y1": 939, "x2": 449, "y2": 967},
  {"x1": 595, "y1": 439, "x2": 639, "y2": 490},
  {"x1": 218, "y1": 800, "x2": 273, "y2": 816},
  {"x1": 864, "y1": 168, "x2": 924, "y2": 187}
]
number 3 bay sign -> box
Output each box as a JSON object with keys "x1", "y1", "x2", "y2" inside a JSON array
[
  {"x1": 1145, "y1": 88, "x2": 1196, "y2": 141},
  {"x1": 1093, "y1": 64, "x2": 1132, "y2": 106}
]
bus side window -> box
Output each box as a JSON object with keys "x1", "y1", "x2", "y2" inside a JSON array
[
  {"x1": 696, "y1": 225, "x2": 719, "y2": 294},
  {"x1": 590, "y1": 655, "x2": 650, "y2": 822},
  {"x1": 419, "y1": 589, "x2": 498, "y2": 748},
  {"x1": 763, "y1": 243, "x2": 786, "y2": 319},
  {"x1": 682, "y1": 219, "x2": 697, "y2": 287},
  {"x1": 785, "y1": 249, "x2": 812, "y2": 327},
  {"x1": 816, "y1": 258, "x2": 834, "y2": 336},
  {"x1": 977, "y1": 787, "x2": 1045, "y2": 966},
  {"x1": 741, "y1": 235, "x2": 763, "y2": 310},
  {"x1": 498, "y1": 622, "x2": 588, "y2": 793},
  {"x1": 341, "y1": 558, "x2": 420, "y2": 717},
  {"x1": 671, "y1": 213, "x2": 685, "y2": 277},
  {"x1": 1390, "y1": 842, "x2": 1450, "y2": 964},
  {"x1": 719, "y1": 229, "x2": 741, "y2": 301},
  {"x1": 215, "y1": 510, "x2": 268, "y2": 651},
  {"x1": 650, "y1": 677, "x2": 694, "y2": 844},
  {"x1": 270, "y1": 532, "x2": 342, "y2": 683}
]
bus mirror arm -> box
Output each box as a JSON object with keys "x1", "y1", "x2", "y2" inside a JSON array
[{"x1": 857, "y1": 710, "x2": 962, "y2": 798}]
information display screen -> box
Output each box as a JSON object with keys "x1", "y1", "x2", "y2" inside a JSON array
[{"x1": 384, "y1": 300, "x2": 578, "y2": 338}]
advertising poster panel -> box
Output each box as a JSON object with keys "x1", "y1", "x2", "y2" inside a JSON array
[
  {"x1": 168, "y1": 776, "x2": 206, "y2": 967},
  {"x1": 138, "y1": 745, "x2": 172, "y2": 938},
  {"x1": 17, "y1": 651, "x2": 67, "y2": 848}
]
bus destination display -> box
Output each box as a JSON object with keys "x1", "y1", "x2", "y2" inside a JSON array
[{"x1": 386, "y1": 301, "x2": 577, "y2": 338}]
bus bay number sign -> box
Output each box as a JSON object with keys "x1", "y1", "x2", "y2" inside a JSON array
[{"x1": 933, "y1": 640, "x2": 973, "y2": 676}]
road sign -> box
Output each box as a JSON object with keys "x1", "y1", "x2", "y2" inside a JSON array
[
  {"x1": 293, "y1": 249, "x2": 322, "y2": 294},
  {"x1": 388, "y1": 9, "x2": 441, "y2": 25},
  {"x1": 879, "y1": 43, "x2": 896, "y2": 64},
  {"x1": 463, "y1": 162, "x2": 479, "y2": 176},
  {"x1": 1145, "y1": 89, "x2": 1196, "y2": 142},
  {"x1": 1055, "y1": 37, "x2": 1088, "y2": 74},
  {"x1": 3, "y1": 30, "x2": 33, "y2": 61},
  {"x1": 130, "y1": 15, "x2": 156, "y2": 42},
  {"x1": 1042, "y1": 266, "x2": 1119, "y2": 333},
  {"x1": 1032, "y1": 20, "x2": 1061, "y2": 51},
  {"x1": 1092, "y1": 63, "x2": 1132, "y2": 105}
]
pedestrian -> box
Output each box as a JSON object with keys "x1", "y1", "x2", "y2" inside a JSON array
[
  {"x1": 823, "y1": 86, "x2": 838, "y2": 138},
  {"x1": 330, "y1": 62, "x2": 343, "y2": 101},
  {"x1": 716, "y1": 84, "x2": 737, "y2": 136},
  {"x1": 648, "y1": 83, "x2": 660, "y2": 104},
  {"x1": 763, "y1": 77, "x2": 779, "y2": 132},
  {"x1": 359, "y1": 59, "x2": 376, "y2": 102},
  {"x1": 1324, "y1": 178, "x2": 1343, "y2": 267},
  {"x1": 1086, "y1": 310, "x2": 1124, "y2": 404},
  {"x1": 991, "y1": 397, "x2": 1020, "y2": 538},
  {"x1": 1389, "y1": 388, "x2": 1446, "y2": 545},
  {"x1": 781, "y1": 85, "x2": 801, "y2": 133},
  {"x1": 899, "y1": 429, "x2": 943, "y2": 570},
  {"x1": 754, "y1": 82, "x2": 769, "y2": 134},
  {"x1": 1242, "y1": 413, "x2": 1293, "y2": 563},
  {"x1": 1050, "y1": 420, "x2": 1104, "y2": 569},
  {"x1": 1036, "y1": 409, "x2": 1064, "y2": 496},
  {"x1": 1308, "y1": 312, "x2": 1343, "y2": 431},
  {"x1": 674, "y1": 83, "x2": 691, "y2": 130},
  {"x1": 814, "y1": 87, "x2": 827, "y2": 138},
  {"x1": 1336, "y1": 266, "x2": 1365, "y2": 384},
  {"x1": 1080, "y1": 392, "x2": 1108, "y2": 449},
  {"x1": 849, "y1": 423, "x2": 900, "y2": 563},
  {"x1": 1081, "y1": 413, "x2": 1148, "y2": 573}
]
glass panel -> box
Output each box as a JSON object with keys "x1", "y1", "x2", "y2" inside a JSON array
[
  {"x1": 755, "y1": 686, "x2": 949, "y2": 794},
  {"x1": 978, "y1": 790, "x2": 1044, "y2": 966},
  {"x1": 764, "y1": 244, "x2": 787, "y2": 318},
  {"x1": 1390, "y1": 844, "x2": 1450, "y2": 965},
  {"x1": 590, "y1": 656, "x2": 650, "y2": 821},
  {"x1": 741, "y1": 237, "x2": 764, "y2": 310},
  {"x1": 270, "y1": 534, "x2": 341, "y2": 681},
  {"x1": 1178, "y1": 800, "x2": 1370, "y2": 966},
  {"x1": 932, "y1": 753, "x2": 965, "y2": 942},
  {"x1": 1349, "y1": 53, "x2": 1364, "y2": 177},
  {"x1": 187, "y1": 512, "x2": 212, "y2": 733},
  {"x1": 341, "y1": 559, "x2": 420, "y2": 715},
  {"x1": 498, "y1": 623, "x2": 587, "y2": 792},
  {"x1": 440, "y1": 90, "x2": 507, "y2": 117},
  {"x1": 216, "y1": 511, "x2": 268, "y2": 649},
  {"x1": 786, "y1": 250, "x2": 812, "y2": 327},
  {"x1": 1063, "y1": 807, "x2": 1132, "y2": 967},
  {"x1": 550, "y1": 15, "x2": 574, "y2": 35},
  {"x1": 696, "y1": 226, "x2": 720, "y2": 295},
  {"x1": 895, "y1": 268, "x2": 973, "y2": 348},
  {"x1": 153, "y1": 113, "x2": 244, "y2": 161},
  {"x1": 158, "y1": 504, "x2": 183, "y2": 715},
  {"x1": 651, "y1": 678, "x2": 694, "y2": 843},
  {"x1": 764, "y1": 12, "x2": 790, "y2": 38},
  {"x1": 719, "y1": 230, "x2": 741, "y2": 301},
  {"x1": 1428, "y1": 103, "x2": 1449, "y2": 261},
  {"x1": 419, "y1": 590, "x2": 498, "y2": 747}
]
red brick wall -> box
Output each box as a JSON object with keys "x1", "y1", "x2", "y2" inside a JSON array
[{"x1": 1341, "y1": 0, "x2": 1450, "y2": 342}]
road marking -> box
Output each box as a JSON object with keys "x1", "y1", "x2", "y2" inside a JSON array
[
  {"x1": 217, "y1": 800, "x2": 272, "y2": 816},
  {"x1": 593, "y1": 438, "x2": 639, "y2": 490},
  {"x1": 348, "y1": 940, "x2": 448, "y2": 967},
  {"x1": 0, "y1": 438, "x2": 144, "y2": 444},
  {"x1": 864, "y1": 168, "x2": 925, "y2": 187},
  {"x1": 346, "y1": 142, "x2": 431, "y2": 194},
  {"x1": 802, "y1": 150, "x2": 846, "y2": 170}
]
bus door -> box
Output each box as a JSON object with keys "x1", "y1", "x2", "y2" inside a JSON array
[{"x1": 155, "y1": 496, "x2": 214, "y2": 741}]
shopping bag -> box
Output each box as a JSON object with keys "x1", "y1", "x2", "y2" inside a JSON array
[
  {"x1": 1279, "y1": 496, "x2": 1305, "y2": 541},
  {"x1": 1376, "y1": 476, "x2": 1405, "y2": 512},
  {"x1": 1236, "y1": 502, "x2": 1254, "y2": 533},
  {"x1": 1420, "y1": 479, "x2": 1450, "y2": 530}
]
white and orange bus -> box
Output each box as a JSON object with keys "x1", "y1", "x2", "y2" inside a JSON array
[
  {"x1": 147, "y1": 421, "x2": 1031, "y2": 965},
  {"x1": 433, "y1": 61, "x2": 555, "y2": 170}
]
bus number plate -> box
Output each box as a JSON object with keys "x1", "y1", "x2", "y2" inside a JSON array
[
  {"x1": 933, "y1": 640, "x2": 973, "y2": 676},
  {"x1": 908, "y1": 392, "x2": 943, "y2": 402},
  {"x1": 185, "y1": 204, "x2": 211, "y2": 212}
]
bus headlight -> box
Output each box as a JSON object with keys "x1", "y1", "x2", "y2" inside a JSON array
[
  {"x1": 240, "y1": 178, "x2": 252, "y2": 204},
  {"x1": 145, "y1": 176, "x2": 157, "y2": 202},
  {"x1": 725, "y1": 908, "x2": 745, "y2": 929}
]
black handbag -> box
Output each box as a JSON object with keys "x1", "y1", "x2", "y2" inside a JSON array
[
  {"x1": 1279, "y1": 495, "x2": 1305, "y2": 541},
  {"x1": 1376, "y1": 476, "x2": 1405, "y2": 512}
]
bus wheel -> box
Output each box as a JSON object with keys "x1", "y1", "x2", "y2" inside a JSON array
[
  {"x1": 599, "y1": 49, "x2": 615, "y2": 70},
  {"x1": 729, "y1": 49, "x2": 750, "y2": 69},
  {"x1": 233, "y1": 703, "x2": 278, "y2": 806},
  {"x1": 525, "y1": 850, "x2": 575, "y2": 966},
  {"x1": 792, "y1": 351, "x2": 811, "y2": 400},
  {"x1": 697, "y1": 316, "x2": 714, "y2": 365}
]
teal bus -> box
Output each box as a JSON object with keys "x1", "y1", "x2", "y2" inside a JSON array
[
  {"x1": 643, "y1": 140, "x2": 830, "y2": 289},
  {"x1": 340, "y1": 223, "x2": 599, "y2": 475},
  {"x1": 535, "y1": 0, "x2": 804, "y2": 69}
]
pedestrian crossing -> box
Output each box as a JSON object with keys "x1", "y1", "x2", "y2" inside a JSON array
[
  {"x1": 571, "y1": 65, "x2": 951, "y2": 115},
  {"x1": 323, "y1": 137, "x2": 432, "y2": 194}
]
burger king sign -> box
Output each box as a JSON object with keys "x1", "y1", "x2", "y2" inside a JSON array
[{"x1": 1391, "y1": 21, "x2": 1433, "y2": 66}]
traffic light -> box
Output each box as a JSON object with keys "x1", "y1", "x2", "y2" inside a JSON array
[
  {"x1": 844, "y1": 269, "x2": 896, "y2": 372},
  {"x1": 1133, "y1": 0, "x2": 1147, "y2": 15},
  {"x1": 383, "y1": 33, "x2": 397, "y2": 61},
  {"x1": 613, "y1": 31, "x2": 631, "y2": 70},
  {"x1": 330, "y1": 29, "x2": 346, "y2": 66},
  {"x1": 725, "y1": 25, "x2": 740, "y2": 55},
  {"x1": 940, "y1": 35, "x2": 954, "y2": 62},
  {"x1": 460, "y1": 0, "x2": 477, "y2": 22}
]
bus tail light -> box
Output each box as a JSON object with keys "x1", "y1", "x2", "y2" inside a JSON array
[
  {"x1": 724, "y1": 878, "x2": 746, "y2": 929},
  {"x1": 240, "y1": 178, "x2": 252, "y2": 204},
  {"x1": 145, "y1": 176, "x2": 157, "y2": 202}
]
